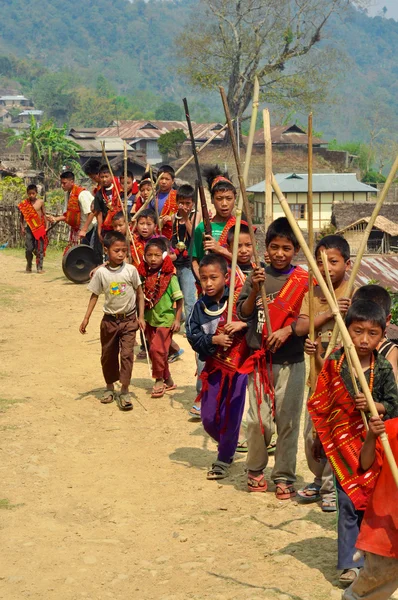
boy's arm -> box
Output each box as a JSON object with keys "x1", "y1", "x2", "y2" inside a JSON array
[
  {"x1": 79, "y1": 211, "x2": 96, "y2": 239},
  {"x1": 136, "y1": 285, "x2": 145, "y2": 330},
  {"x1": 191, "y1": 258, "x2": 200, "y2": 283},
  {"x1": 186, "y1": 304, "x2": 219, "y2": 357},
  {"x1": 203, "y1": 236, "x2": 232, "y2": 261},
  {"x1": 237, "y1": 268, "x2": 265, "y2": 319},
  {"x1": 20, "y1": 210, "x2": 25, "y2": 235},
  {"x1": 171, "y1": 298, "x2": 183, "y2": 333},
  {"x1": 80, "y1": 293, "x2": 99, "y2": 333},
  {"x1": 378, "y1": 366, "x2": 398, "y2": 419},
  {"x1": 41, "y1": 201, "x2": 49, "y2": 229},
  {"x1": 360, "y1": 416, "x2": 385, "y2": 471}
]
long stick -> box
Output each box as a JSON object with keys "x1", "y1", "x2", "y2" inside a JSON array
[
  {"x1": 227, "y1": 77, "x2": 259, "y2": 323},
  {"x1": 149, "y1": 166, "x2": 160, "y2": 230},
  {"x1": 326, "y1": 154, "x2": 398, "y2": 357},
  {"x1": 308, "y1": 114, "x2": 316, "y2": 391},
  {"x1": 219, "y1": 86, "x2": 272, "y2": 334},
  {"x1": 175, "y1": 122, "x2": 230, "y2": 176},
  {"x1": 272, "y1": 174, "x2": 398, "y2": 487},
  {"x1": 140, "y1": 327, "x2": 152, "y2": 379},
  {"x1": 263, "y1": 109, "x2": 273, "y2": 230},
  {"x1": 123, "y1": 142, "x2": 128, "y2": 215}
]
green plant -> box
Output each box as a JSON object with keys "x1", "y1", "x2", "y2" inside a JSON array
[
  {"x1": 0, "y1": 176, "x2": 25, "y2": 204},
  {"x1": 157, "y1": 129, "x2": 187, "y2": 159}
]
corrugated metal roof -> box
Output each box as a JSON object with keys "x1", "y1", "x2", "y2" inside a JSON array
[
  {"x1": 251, "y1": 124, "x2": 327, "y2": 146},
  {"x1": 18, "y1": 110, "x2": 43, "y2": 116},
  {"x1": 96, "y1": 120, "x2": 226, "y2": 143},
  {"x1": 248, "y1": 173, "x2": 377, "y2": 194},
  {"x1": 336, "y1": 216, "x2": 398, "y2": 237},
  {"x1": 352, "y1": 256, "x2": 398, "y2": 291},
  {"x1": 67, "y1": 136, "x2": 133, "y2": 152},
  {"x1": 0, "y1": 95, "x2": 29, "y2": 101}
]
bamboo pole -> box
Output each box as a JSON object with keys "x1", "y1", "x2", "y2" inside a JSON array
[
  {"x1": 227, "y1": 77, "x2": 259, "y2": 323},
  {"x1": 308, "y1": 114, "x2": 316, "y2": 391},
  {"x1": 149, "y1": 166, "x2": 160, "y2": 230},
  {"x1": 219, "y1": 85, "x2": 272, "y2": 334},
  {"x1": 263, "y1": 109, "x2": 273, "y2": 230},
  {"x1": 123, "y1": 142, "x2": 128, "y2": 216},
  {"x1": 272, "y1": 173, "x2": 398, "y2": 487},
  {"x1": 325, "y1": 154, "x2": 398, "y2": 357},
  {"x1": 175, "y1": 122, "x2": 230, "y2": 177}
]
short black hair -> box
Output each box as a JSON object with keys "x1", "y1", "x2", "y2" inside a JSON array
[
  {"x1": 227, "y1": 223, "x2": 251, "y2": 246},
  {"x1": 158, "y1": 164, "x2": 175, "y2": 179},
  {"x1": 103, "y1": 230, "x2": 127, "y2": 249},
  {"x1": 203, "y1": 165, "x2": 236, "y2": 198},
  {"x1": 112, "y1": 211, "x2": 125, "y2": 222},
  {"x1": 60, "y1": 170, "x2": 74, "y2": 181},
  {"x1": 144, "y1": 237, "x2": 167, "y2": 254},
  {"x1": 27, "y1": 184, "x2": 37, "y2": 192},
  {"x1": 345, "y1": 299, "x2": 386, "y2": 332},
  {"x1": 315, "y1": 235, "x2": 350, "y2": 262},
  {"x1": 83, "y1": 159, "x2": 101, "y2": 176},
  {"x1": 199, "y1": 254, "x2": 228, "y2": 275},
  {"x1": 99, "y1": 164, "x2": 111, "y2": 175},
  {"x1": 176, "y1": 184, "x2": 195, "y2": 201},
  {"x1": 120, "y1": 170, "x2": 134, "y2": 179},
  {"x1": 137, "y1": 209, "x2": 156, "y2": 223},
  {"x1": 353, "y1": 285, "x2": 391, "y2": 317},
  {"x1": 265, "y1": 217, "x2": 299, "y2": 250}
]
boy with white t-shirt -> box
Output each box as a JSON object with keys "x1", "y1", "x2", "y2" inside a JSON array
[{"x1": 79, "y1": 231, "x2": 145, "y2": 411}]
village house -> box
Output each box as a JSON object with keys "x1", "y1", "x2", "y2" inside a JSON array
[
  {"x1": 247, "y1": 172, "x2": 377, "y2": 231},
  {"x1": 336, "y1": 216, "x2": 398, "y2": 255},
  {"x1": 0, "y1": 95, "x2": 32, "y2": 108}
]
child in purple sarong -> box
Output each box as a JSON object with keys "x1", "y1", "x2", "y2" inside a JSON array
[{"x1": 186, "y1": 254, "x2": 248, "y2": 481}]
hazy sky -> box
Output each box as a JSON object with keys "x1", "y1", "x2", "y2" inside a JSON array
[{"x1": 367, "y1": 0, "x2": 398, "y2": 19}]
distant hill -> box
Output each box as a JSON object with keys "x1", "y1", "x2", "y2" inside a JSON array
[{"x1": 0, "y1": 0, "x2": 397, "y2": 148}]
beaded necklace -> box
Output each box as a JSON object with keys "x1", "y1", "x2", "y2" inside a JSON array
[{"x1": 336, "y1": 351, "x2": 375, "y2": 394}]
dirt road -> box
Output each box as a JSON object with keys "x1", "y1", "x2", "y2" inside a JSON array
[{"x1": 0, "y1": 249, "x2": 365, "y2": 600}]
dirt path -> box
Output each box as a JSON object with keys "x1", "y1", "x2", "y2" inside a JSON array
[{"x1": 0, "y1": 249, "x2": 349, "y2": 600}]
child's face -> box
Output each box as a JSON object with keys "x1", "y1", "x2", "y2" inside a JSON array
[
  {"x1": 348, "y1": 319, "x2": 384, "y2": 358},
  {"x1": 177, "y1": 197, "x2": 194, "y2": 215},
  {"x1": 266, "y1": 236, "x2": 297, "y2": 271},
  {"x1": 140, "y1": 183, "x2": 152, "y2": 202},
  {"x1": 316, "y1": 247, "x2": 349, "y2": 285},
  {"x1": 60, "y1": 178, "x2": 74, "y2": 193},
  {"x1": 213, "y1": 190, "x2": 235, "y2": 220},
  {"x1": 145, "y1": 246, "x2": 163, "y2": 270},
  {"x1": 108, "y1": 240, "x2": 127, "y2": 266},
  {"x1": 112, "y1": 217, "x2": 127, "y2": 235},
  {"x1": 137, "y1": 217, "x2": 156, "y2": 239},
  {"x1": 228, "y1": 232, "x2": 253, "y2": 265},
  {"x1": 121, "y1": 176, "x2": 133, "y2": 193},
  {"x1": 100, "y1": 171, "x2": 113, "y2": 187},
  {"x1": 89, "y1": 173, "x2": 101, "y2": 185},
  {"x1": 27, "y1": 189, "x2": 38, "y2": 201},
  {"x1": 199, "y1": 264, "x2": 226, "y2": 298},
  {"x1": 158, "y1": 172, "x2": 174, "y2": 193}
]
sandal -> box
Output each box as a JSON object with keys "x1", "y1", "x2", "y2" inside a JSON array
[
  {"x1": 117, "y1": 393, "x2": 133, "y2": 411},
  {"x1": 275, "y1": 482, "x2": 296, "y2": 500},
  {"x1": 339, "y1": 568, "x2": 360, "y2": 587},
  {"x1": 207, "y1": 461, "x2": 230, "y2": 480},
  {"x1": 297, "y1": 483, "x2": 321, "y2": 504},
  {"x1": 151, "y1": 384, "x2": 165, "y2": 398},
  {"x1": 189, "y1": 405, "x2": 201, "y2": 419},
  {"x1": 267, "y1": 440, "x2": 277, "y2": 455},
  {"x1": 101, "y1": 390, "x2": 115, "y2": 404},
  {"x1": 136, "y1": 350, "x2": 147, "y2": 359},
  {"x1": 247, "y1": 473, "x2": 268, "y2": 493},
  {"x1": 164, "y1": 383, "x2": 177, "y2": 392},
  {"x1": 321, "y1": 497, "x2": 337, "y2": 512},
  {"x1": 236, "y1": 439, "x2": 248, "y2": 453}
]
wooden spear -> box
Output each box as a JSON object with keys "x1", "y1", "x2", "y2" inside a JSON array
[
  {"x1": 272, "y1": 173, "x2": 398, "y2": 487},
  {"x1": 219, "y1": 85, "x2": 272, "y2": 334},
  {"x1": 263, "y1": 109, "x2": 273, "y2": 230},
  {"x1": 325, "y1": 154, "x2": 398, "y2": 357},
  {"x1": 175, "y1": 122, "x2": 230, "y2": 177},
  {"x1": 226, "y1": 76, "x2": 259, "y2": 323},
  {"x1": 149, "y1": 166, "x2": 161, "y2": 230},
  {"x1": 308, "y1": 114, "x2": 316, "y2": 391},
  {"x1": 123, "y1": 141, "x2": 128, "y2": 217}
]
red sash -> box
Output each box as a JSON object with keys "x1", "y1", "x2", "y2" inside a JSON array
[
  {"x1": 308, "y1": 358, "x2": 379, "y2": 510},
  {"x1": 102, "y1": 180, "x2": 122, "y2": 230},
  {"x1": 159, "y1": 189, "x2": 178, "y2": 240},
  {"x1": 138, "y1": 254, "x2": 175, "y2": 309},
  {"x1": 18, "y1": 199, "x2": 46, "y2": 240},
  {"x1": 131, "y1": 231, "x2": 146, "y2": 268},
  {"x1": 64, "y1": 185, "x2": 85, "y2": 230}
]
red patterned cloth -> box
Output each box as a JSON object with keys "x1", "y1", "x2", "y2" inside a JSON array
[
  {"x1": 18, "y1": 199, "x2": 46, "y2": 240},
  {"x1": 64, "y1": 184, "x2": 85, "y2": 229},
  {"x1": 159, "y1": 189, "x2": 178, "y2": 240},
  {"x1": 102, "y1": 180, "x2": 123, "y2": 230}
]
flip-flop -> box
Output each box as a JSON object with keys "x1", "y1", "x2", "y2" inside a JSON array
[
  {"x1": 117, "y1": 393, "x2": 133, "y2": 411},
  {"x1": 101, "y1": 390, "x2": 115, "y2": 404},
  {"x1": 247, "y1": 473, "x2": 268, "y2": 493},
  {"x1": 168, "y1": 349, "x2": 184, "y2": 363},
  {"x1": 164, "y1": 383, "x2": 177, "y2": 392},
  {"x1": 151, "y1": 384, "x2": 165, "y2": 398},
  {"x1": 189, "y1": 405, "x2": 201, "y2": 419},
  {"x1": 207, "y1": 461, "x2": 230, "y2": 480},
  {"x1": 236, "y1": 439, "x2": 248, "y2": 453},
  {"x1": 339, "y1": 568, "x2": 360, "y2": 587},
  {"x1": 275, "y1": 482, "x2": 296, "y2": 500},
  {"x1": 321, "y1": 497, "x2": 337, "y2": 512},
  {"x1": 297, "y1": 483, "x2": 321, "y2": 504}
]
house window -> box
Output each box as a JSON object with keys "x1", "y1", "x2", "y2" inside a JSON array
[{"x1": 290, "y1": 204, "x2": 306, "y2": 220}]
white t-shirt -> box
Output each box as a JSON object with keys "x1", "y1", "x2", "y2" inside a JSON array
[
  {"x1": 88, "y1": 263, "x2": 141, "y2": 315},
  {"x1": 64, "y1": 190, "x2": 96, "y2": 231}
]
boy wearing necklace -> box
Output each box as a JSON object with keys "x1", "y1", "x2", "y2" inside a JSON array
[
  {"x1": 237, "y1": 217, "x2": 309, "y2": 498},
  {"x1": 308, "y1": 301, "x2": 398, "y2": 587},
  {"x1": 93, "y1": 165, "x2": 122, "y2": 243},
  {"x1": 186, "y1": 254, "x2": 248, "y2": 480},
  {"x1": 79, "y1": 231, "x2": 145, "y2": 411}
]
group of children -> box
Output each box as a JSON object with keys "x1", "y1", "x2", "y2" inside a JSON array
[{"x1": 20, "y1": 161, "x2": 398, "y2": 598}]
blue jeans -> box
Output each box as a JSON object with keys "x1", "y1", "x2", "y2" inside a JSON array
[{"x1": 176, "y1": 265, "x2": 196, "y2": 321}]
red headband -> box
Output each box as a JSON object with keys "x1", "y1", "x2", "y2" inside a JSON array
[{"x1": 211, "y1": 175, "x2": 232, "y2": 190}]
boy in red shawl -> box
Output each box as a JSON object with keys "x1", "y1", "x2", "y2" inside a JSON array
[
  {"x1": 18, "y1": 184, "x2": 48, "y2": 273},
  {"x1": 139, "y1": 238, "x2": 183, "y2": 398}
]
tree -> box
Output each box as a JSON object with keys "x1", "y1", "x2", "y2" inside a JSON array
[
  {"x1": 31, "y1": 72, "x2": 77, "y2": 125},
  {"x1": 8, "y1": 116, "x2": 82, "y2": 184},
  {"x1": 176, "y1": 0, "x2": 355, "y2": 133},
  {"x1": 155, "y1": 102, "x2": 183, "y2": 121},
  {"x1": 157, "y1": 129, "x2": 187, "y2": 159}
]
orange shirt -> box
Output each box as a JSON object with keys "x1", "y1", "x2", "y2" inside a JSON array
[{"x1": 356, "y1": 419, "x2": 398, "y2": 559}]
